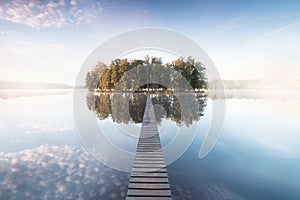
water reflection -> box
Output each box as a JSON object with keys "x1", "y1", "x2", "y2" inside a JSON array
[
  {"x1": 0, "y1": 145, "x2": 130, "y2": 199},
  {"x1": 208, "y1": 89, "x2": 300, "y2": 100},
  {"x1": 86, "y1": 92, "x2": 207, "y2": 127},
  {"x1": 0, "y1": 90, "x2": 300, "y2": 199},
  {"x1": 0, "y1": 89, "x2": 72, "y2": 99}
]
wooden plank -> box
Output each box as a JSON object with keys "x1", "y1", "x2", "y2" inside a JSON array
[
  {"x1": 127, "y1": 189, "x2": 172, "y2": 196},
  {"x1": 136, "y1": 146, "x2": 162, "y2": 148},
  {"x1": 127, "y1": 197, "x2": 172, "y2": 200},
  {"x1": 131, "y1": 168, "x2": 167, "y2": 173},
  {"x1": 130, "y1": 177, "x2": 169, "y2": 183},
  {"x1": 134, "y1": 158, "x2": 165, "y2": 161},
  {"x1": 135, "y1": 151, "x2": 163, "y2": 154},
  {"x1": 128, "y1": 183, "x2": 170, "y2": 189},
  {"x1": 133, "y1": 161, "x2": 165, "y2": 164},
  {"x1": 133, "y1": 164, "x2": 166, "y2": 168},
  {"x1": 134, "y1": 156, "x2": 164, "y2": 158},
  {"x1": 131, "y1": 172, "x2": 168, "y2": 177},
  {"x1": 134, "y1": 157, "x2": 165, "y2": 160},
  {"x1": 136, "y1": 148, "x2": 162, "y2": 151}
]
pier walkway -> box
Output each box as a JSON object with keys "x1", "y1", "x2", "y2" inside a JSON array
[{"x1": 126, "y1": 94, "x2": 172, "y2": 200}]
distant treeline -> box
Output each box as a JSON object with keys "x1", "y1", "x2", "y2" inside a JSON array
[
  {"x1": 0, "y1": 80, "x2": 72, "y2": 90},
  {"x1": 85, "y1": 56, "x2": 207, "y2": 91},
  {"x1": 208, "y1": 80, "x2": 259, "y2": 90},
  {"x1": 208, "y1": 79, "x2": 300, "y2": 90}
]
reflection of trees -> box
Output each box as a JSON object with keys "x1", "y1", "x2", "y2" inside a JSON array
[
  {"x1": 86, "y1": 92, "x2": 206, "y2": 126},
  {"x1": 152, "y1": 93, "x2": 206, "y2": 126},
  {"x1": 110, "y1": 93, "x2": 130, "y2": 123},
  {"x1": 86, "y1": 93, "x2": 111, "y2": 120},
  {"x1": 129, "y1": 93, "x2": 147, "y2": 123},
  {"x1": 151, "y1": 94, "x2": 181, "y2": 125}
]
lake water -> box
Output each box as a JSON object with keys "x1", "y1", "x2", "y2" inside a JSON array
[{"x1": 0, "y1": 89, "x2": 300, "y2": 199}]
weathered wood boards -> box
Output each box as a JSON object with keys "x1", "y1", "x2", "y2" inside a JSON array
[{"x1": 126, "y1": 95, "x2": 172, "y2": 200}]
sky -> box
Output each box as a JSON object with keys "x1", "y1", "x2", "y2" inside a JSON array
[{"x1": 0, "y1": 0, "x2": 300, "y2": 85}]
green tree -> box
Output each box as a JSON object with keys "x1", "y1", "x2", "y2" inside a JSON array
[
  {"x1": 86, "y1": 56, "x2": 207, "y2": 91},
  {"x1": 85, "y1": 62, "x2": 107, "y2": 91}
]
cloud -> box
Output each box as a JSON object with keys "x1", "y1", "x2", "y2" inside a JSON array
[
  {"x1": 201, "y1": 185, "x2": 245, "y2": 200},
  {"x1": 263, "y1": 22, "x2": 300, "y2": 37},
  {"x1": 171, "y1": 183, "x2": 245, "y2": 200},
  {"x1": 10, "y1": 40, "x2": 69, "y2": 55},
  {"x1": 0, "y1": 145, "x2": 130, "y2": 199},
  {"x1": 11, "y1": 139, "x2": 21, "y2": 144},
  {"x1": 18, "y1": 120, "x2": 73, "y2": 134},
  {"x1": 70, "y1": 0, "x2": 77, "y2": 7},
  {"x1": 214, "y1": 13, "x2": 249, "y2": 35},
  {"x1": 0, "y1": 30, "x2": 10, "y2": 35},
  {"x1": 0, "y1": 0, "x2": 102, "y2": 29}
]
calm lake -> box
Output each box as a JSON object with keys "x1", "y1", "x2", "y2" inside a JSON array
[{"x1": 0, "y1": 89, "x2": 300, "y2": 199}]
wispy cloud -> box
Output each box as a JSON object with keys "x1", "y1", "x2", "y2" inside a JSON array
[
  {"x1": 10, "y1": 40, "x2": 69, "y2": 55},
  {"x1": 18, "y1": 120, "x2": 73, "y2": 134},
  {"x1": 263, "y1": 21, "x2": 300, "y2": 37},
  {"x1": 214, "y1": 13, "x2": 249, "y2": 35},
  {"x1": 0, "y1": 0, "x2": 102, "y2": 29}
]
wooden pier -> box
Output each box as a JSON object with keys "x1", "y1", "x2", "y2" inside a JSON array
[{"x1": 126, "y1": 95, "x2": 172, "y2": 200}]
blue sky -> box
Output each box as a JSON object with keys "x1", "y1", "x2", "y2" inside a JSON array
[{"x1": 0, "y1": 0, "x2": 300, "y2": 85}]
